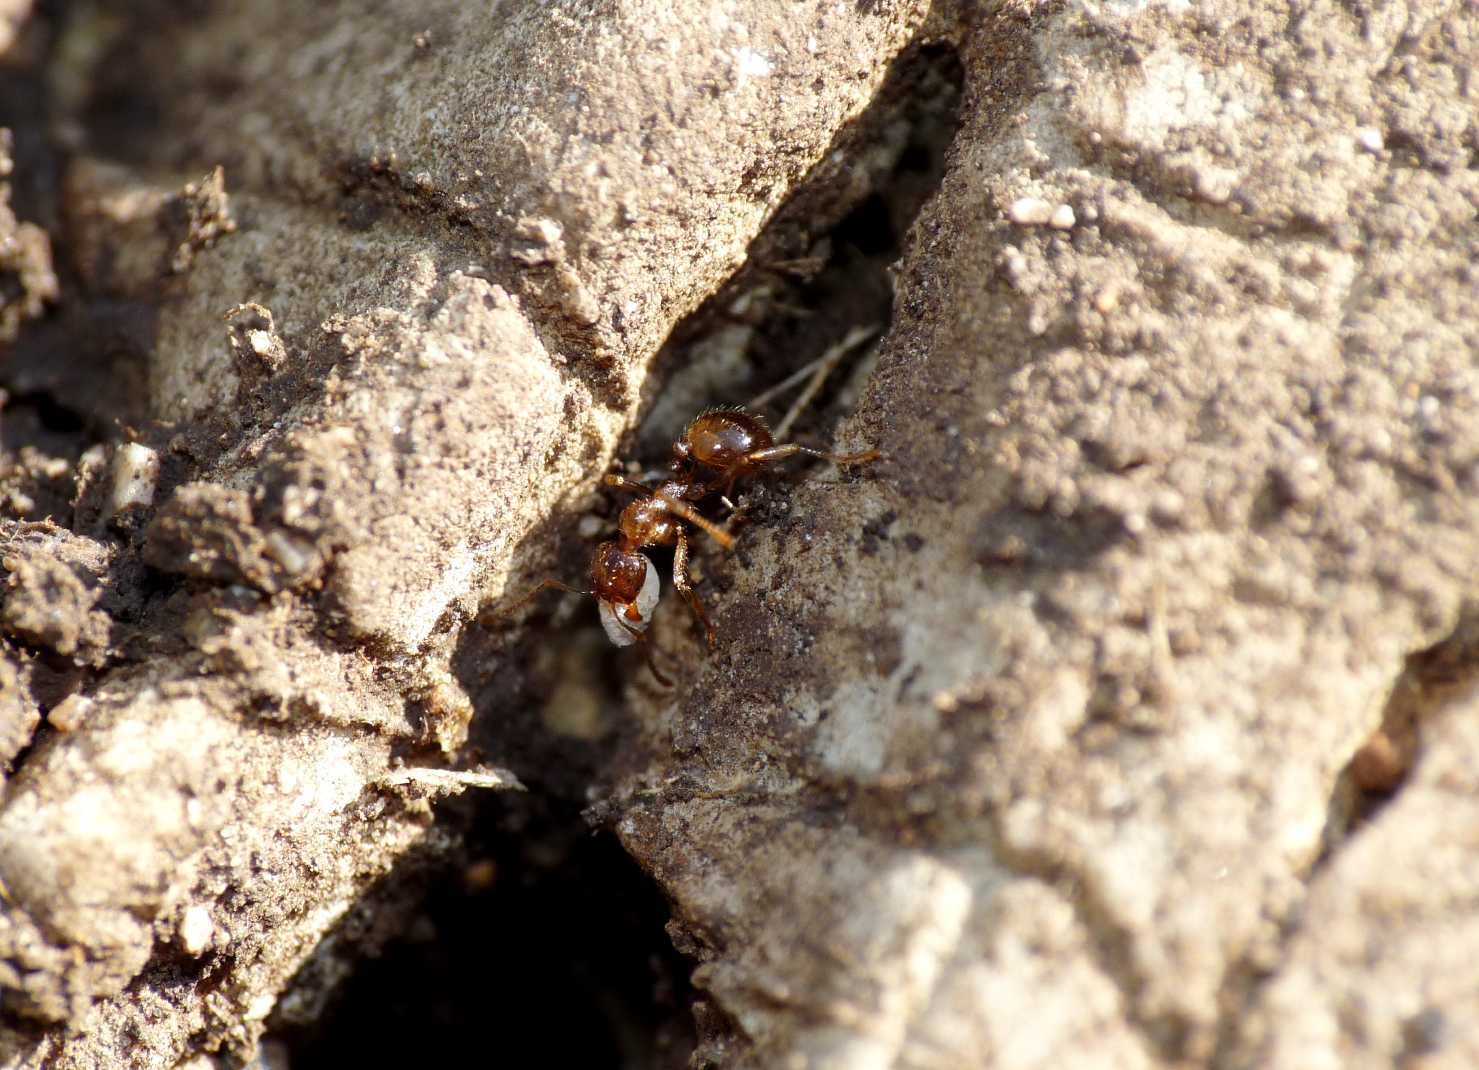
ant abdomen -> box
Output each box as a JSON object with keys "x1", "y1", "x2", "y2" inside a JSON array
[
  {"x1": 592, "y1": 541, "x2": 649, "y2": 605},
  {"x1": 592, "y1": 542, "x2": 659, "y2": 647}
]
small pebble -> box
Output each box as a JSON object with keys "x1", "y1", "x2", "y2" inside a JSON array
[
  {"x1": 1008, "y1": 196, "x2": 1055, "y2": 226},
  {"x1": 264, "y1": 529, "x2": 318, "y2": 577},
  {"x1": 1351, "y1": 730, "x2": 1407, "y2": 793},
  {"x1": 244, "y1": 993, "x2": 277, "y2": 1022},
  {"x1": 109, "y1": 443, "x2": 161, "y2": 514},
  {"x1": 47, "y1": 693, "x2": 93, "y2": 732},
  {"x1": 180, "y1": 904, "x2": 215, "y2": 956}
]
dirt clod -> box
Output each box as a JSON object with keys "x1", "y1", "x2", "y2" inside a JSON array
[
  {"x1": 144, "y1": 481, "x2": 308, "y2": 593},
  {"x1": 0, "y1": 128, "x2": 57, "y2": 341},
  {"x1": 0, "y1": 530, "x2": 109, "y2": 664}
]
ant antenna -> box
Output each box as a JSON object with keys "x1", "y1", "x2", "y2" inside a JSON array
[{"x1": 748, "y1": 323, "x2": 880, "y2": 442}]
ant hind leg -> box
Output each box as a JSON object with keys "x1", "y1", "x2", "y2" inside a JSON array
[
  {"x1": 623, "y1": 627, "x2": 673, "y2": 687},
  {"x1": 486, "y1": 577, "x2": 591, "y2": 622}
]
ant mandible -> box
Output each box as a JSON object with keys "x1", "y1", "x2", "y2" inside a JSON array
[{"x1": 506, "y1": 406, "x2": 879, "y2": 684}]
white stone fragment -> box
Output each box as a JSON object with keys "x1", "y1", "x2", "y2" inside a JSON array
[
  {"x1": 381, "y1": 766, "x2": 524, "y2": 793},
  {"x1": 47, "y1": 693, "x2": 93, "y2": 733},
  {"x1": 1009, "y1": 197, "x2": 1055, "y2": 226},
  {"x1": 180, "y1": 904, "x2": 214, "y2": 955},
  {"x1": 530, "y1": 217, "x2": 562, "y2": 245},
  {"x1": 109, "y1": 442, "x2": 160, "y2": 514},
  {"x1": 734, "y1": 46, "x2": 773, "y2": 79},
  {"x1": 263, "y1": 529, "x2": 318, "y2": 577},
  {"x1": 1049, "y1": 203, "x2": 1077, "y2": 229},
  {"x1": 244, "y1": 993, "x2": 277, "y2": 1022}
]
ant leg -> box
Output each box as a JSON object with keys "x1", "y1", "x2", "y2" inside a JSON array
[
  {"x1": 655, "y1": 496, "x2": 736, "y2": 550},
  {"x1": 602, "y1": 474, "x2": 655, "y2": 495},
  {"x1": 745, "y1": 443, "x2": 882, "y2": 469},
  {"x1": 490, "y1": 577, "x2": 590, "y2": 620},
  {"x1": 673, "y1": 531, "x2": 717, "y2": 650},
  {"x1": 620, "y1": 623, "x2": 673, "y2": 687},
  {"x1": 603, "y1": 474, "x2": 735, "y2": 548},
  {"x1": 689, "y1": 443, "x2": 878, "y2": 502}
]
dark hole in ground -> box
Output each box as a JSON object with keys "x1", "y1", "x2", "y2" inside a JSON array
[
  {"x1": 279, "y1": 792, "x2": 695, "y2": 1069},
  {"x1": 0, "y1": 269, "x2": 23, "y2": 305},
  {"x1": 2, "y1": 390, "x2": 85, "y2": 436},
  {"x1": 1318, "y1": 606, "x2": 1479, "y2": 860}
]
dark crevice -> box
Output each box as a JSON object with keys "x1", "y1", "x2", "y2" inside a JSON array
[
  {"x1": 1206, "y1": 605, "x2": 1479, "y2": 1068},
  {"x1": 1320, "y1": 605, "x2": 1479, "y2": 866},
  {"x1": 2, "y1": 390, "x2": 85, "y2": 436},
  {"x1": 276, "y1": 792, "x2": 696, "y2": 1070},
  {"x1": 277, "y1": 39, "x2": 965, "y2": 1070},
  {"x1": 635, "y1": 42, "x2": 963, "y2": 458}
]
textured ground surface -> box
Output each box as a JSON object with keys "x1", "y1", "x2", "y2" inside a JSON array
[{"x1": 1, "y1": 0, "x2": 1477, "y2": 1067}]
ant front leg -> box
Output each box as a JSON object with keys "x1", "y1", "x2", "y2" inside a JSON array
[
  {"x1": 673, "y1": 531, "x2": 717, "y2": 650},
  {"x1": 602, "y1": 474, "x2": 655, "y2": 496},
  {"x1": 654, "y1": 495, "x2": 736, "y2": 550}
]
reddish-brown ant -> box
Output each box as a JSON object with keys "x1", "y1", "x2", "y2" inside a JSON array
[{"x1": 505, "y1": 406, "x2": 879, "y2": 683}]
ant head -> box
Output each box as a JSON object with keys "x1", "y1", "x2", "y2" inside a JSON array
[{"x1": 680, "y1": 408, "x2": 770, "y2": 471}]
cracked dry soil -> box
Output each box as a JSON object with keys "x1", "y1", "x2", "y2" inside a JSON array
[{"x1": 1, "y1": 1, "x2": 1478, "y2": 1068}]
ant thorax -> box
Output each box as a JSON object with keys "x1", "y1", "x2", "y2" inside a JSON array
[{"x1": 597, "y1": 553, "x2": 660, "y2": 647}]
